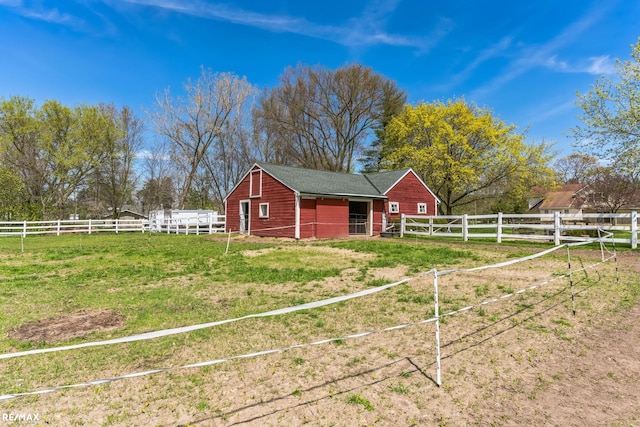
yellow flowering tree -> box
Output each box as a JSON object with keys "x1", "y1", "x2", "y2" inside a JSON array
[{"x1": 380, "y1": 98, "x2": 555, "y2": 215}]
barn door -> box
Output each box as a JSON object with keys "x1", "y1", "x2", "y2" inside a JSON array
[
  {"x1": 349, "y1": 201, "x2": 368, "y2": 235},
  {"x1": 239, "y1": 201, "x2": 250, "y2": 234}
]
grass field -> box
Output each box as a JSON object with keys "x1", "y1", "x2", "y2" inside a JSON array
[{"x1": 0, "y1": 233, "x2": 638, "y2": 426}]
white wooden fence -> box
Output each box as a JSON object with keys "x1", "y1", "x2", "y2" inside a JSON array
[
  {"x1": 400, "y1": 211, "x2": 639, "y2": 249},
  {"x1": 152, "y1": 214, "x2": 226, "y2": 235},
  {"x1": 0, "y1": 215, "x2": 226, "y2": 237}
]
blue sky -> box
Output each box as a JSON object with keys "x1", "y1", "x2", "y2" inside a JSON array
[{"x1": 1, "y1": 0, "x2": 638, "y2": 159}]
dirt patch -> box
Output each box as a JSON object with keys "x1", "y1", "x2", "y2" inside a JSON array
[
  {"x1": 509, "y1": 303, "x2": 640, "y2": 426},
  {"x1": 3, "y1": 242, "x2": 639, "y2": 427},
  {"x1": 8, "y1": 309, "x2": 125, "y2": 343},
  {"x1": 242, "y1": 244, "x2": 374, "y2": 261},
  {"x1": 242, "y1": 247, "x2": 278, "y2": 257}
]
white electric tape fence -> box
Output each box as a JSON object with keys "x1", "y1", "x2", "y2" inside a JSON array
[
  {"x1": 0, "y1": 231, "x2": 617, "y2": 401},
  {"x1": 224, "y1": 221, "x2": 382, "y2": 236}
]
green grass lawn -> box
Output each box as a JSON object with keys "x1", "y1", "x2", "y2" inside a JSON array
[
  {"x1": 0, "y1": 232, "x2": 635, "y2": 424},
  {"x1": 0, "y1": 234, "x2": 483, "y2": 394},
  {"x1": 0, "y1": 234, "x2": 476, "y2": 343}
]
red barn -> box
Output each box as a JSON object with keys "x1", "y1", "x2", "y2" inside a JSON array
[{"x1": 224, "y1": 163, "x2": 439, "y2": 239}]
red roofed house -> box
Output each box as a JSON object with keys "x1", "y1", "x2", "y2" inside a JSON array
[{"x1": 224, "y1": 163, "x2": 439, "y2": 239}]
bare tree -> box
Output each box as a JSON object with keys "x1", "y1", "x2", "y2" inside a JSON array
[
  {"x1": 142, "y1": 140, "x2": 172, "y2": 183},
  {"x1": 360, "y1": 80, "x2": 407, "y2": 172},
  {"x1": 202, "y1": 115, "x2": 257, "y2": 210},
  {"x1": 135, "y1": 140, "x2": 176, "y2": 214},
  {"x1": 588, "y1": 166, "x2": 640, "y2": 213},
  {"x1": 137, "y1": 176, "x2": 175, "y2": 214},
  {"x1": 93, "y1": 104, "x2": 144, "y2": 218},
  {"x1": 554, "y1": 153, "x2": 598, "y2": 184},
  {"x1": 253, "y1": 63, "x2": 406, "y2": 172},
  {"x1": 150, "y1": 67, "x2": 256, "y2": 209}
]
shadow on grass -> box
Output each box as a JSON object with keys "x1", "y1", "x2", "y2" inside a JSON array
[
  {"x1": 182, "y1": 269, "x2": 602, "y2": 426},
  {"x1": 187, "y1": 357, "x2": 429, "y2": 427}
]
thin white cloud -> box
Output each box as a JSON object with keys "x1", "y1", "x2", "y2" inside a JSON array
[
  {"x1": 341, "y1": 0, "x2": 449, "y2": 51},
  {"x1": 1, "y1": 1, "x2": 126, "y2": 38},
  {"x1": 434, "y1": 36, "x2": 513, "y2": 92},
  {"x1": 0, "y1": 0, "x2": 84, "y2": 27},
  {"x1": 114, "y1": 0, "x2": 448, "y2": 53},
  {"x1": 544, "y1": 54, "x2": 615, "y2": 75},
  {"x1": 470, "y1": 3, "x2": 611, "y2": 98},
  {"x1": 585, "y1": 55, "x2": 615, "y2": 75},
  {"x1": 22, "y1": 8, "x2": 79, "y2": 26},
  {"x1": 528, "y1": 99, "x2": 577, "y2": 124},
  {"x1": 544, "y1": 55, "x2": 570, "y2": 72},
  {"x1": 470, "y1": 37, "x2": 514, "y2": 70}
]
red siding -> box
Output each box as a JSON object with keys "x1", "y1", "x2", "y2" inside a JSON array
[
  {"x1": 316, "y1": 199, "x2": 349, "y2": 238},
  {"x1": 385, "y1": 171, "x2": 437, "y2": 220},
  {"x1": 300, "y1": 198, "x2": 316, "y2": 239},
  {"x1": 372, "y1": 200, "x2": 384, "y2": 235},
  {"x1": 227, "y1": 166, "x2": 433, "y2": 239},
  {"x1": 252, "y1": 172, "x2": 296, "y2": 237},
  {"x1": 250, "y1": 170, "x2": 261, "y2": 197},
  {"x1": 226, "y1": 165, "x2": 296, "y2": 237}
]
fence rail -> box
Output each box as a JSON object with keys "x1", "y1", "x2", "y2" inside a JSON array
[
  {"x1": 0, "y1": 216, "x2": 226, "y2": 237},
  {"x1": 152, "y1": 215, "x2": 226, "y2": 235},
  {"x1": 400, "y1": 211, "x2": 638, "y2": 249},
  {"x1": 0, "y1": 228, "x2": 619, "y2": 400}
]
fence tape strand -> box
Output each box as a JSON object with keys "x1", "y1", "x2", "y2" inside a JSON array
[
  {"x1": 0, "y1": 318, "x2": 440, "y2": 401},
  {"x1": 0, "y1": 239, "x2": 616, "y2": 400},
  {"x1": 0, "y1": 273, "x2": 436, "y2": 361}
]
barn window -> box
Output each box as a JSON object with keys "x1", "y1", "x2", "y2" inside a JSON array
[
  {"x1": 250, "y1": 170, "x2": 262, "y2": 197},
  {"x1": 259, "y1": 203, "x2": 269, "y2": 218},
  {"x1": 389, "y1": 202, "x2": 399, "y2": 213},
  {"x1": 417, "y1": 203, "x2": 427, "y2": 214}
]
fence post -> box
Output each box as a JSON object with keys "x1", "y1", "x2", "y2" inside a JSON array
[
  {"x1": 433, "y1": 270, "x2": 442, "y2": 387},
  {"x1": 462, "y1": 214, "x2": 468, "y2": 241},
  {"x1": 567, "y1": 246, "x2": 576, "y2": 315},
  {"x1": 22, "y1": 221, "x2": 27, "y2": 239},
  {"x1": 554, "y1": 212, "x2": 561, "y2": 246},
  {"x1": 400, "y1": 214, "x2": 405, "y2": 238},
  {"x1": 88, "y1": 219, "x2": 92, "y2": 235},
  {"x1": 429, "y1": 216, "x2": 433, "y2": 236},
  {"x1": 57, "y1": 219, "x2": 61, "y2": 236},
  {"x1": 497, "y1": 212, "x2": 503, "y2": 243},
  {"x1": 597, "y1": 228, "x2": 605, "y2": 261},
  {"x1": 631, "y1": 210, "x2": 638, "y2": 250},
  {"x1": 115, "y1": 219, "x2": 119, "y2": 234}
]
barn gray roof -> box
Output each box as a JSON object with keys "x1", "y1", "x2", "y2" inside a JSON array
[{"x1": 256, "y1": 163, "x2": 412, "y2": 198}]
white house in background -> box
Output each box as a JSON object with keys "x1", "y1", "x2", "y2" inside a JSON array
[{"x1": 528, "y1": 184, "x2": 591, "y2": 215}]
